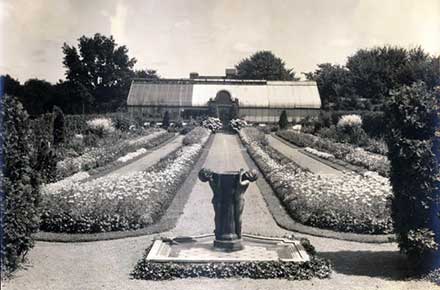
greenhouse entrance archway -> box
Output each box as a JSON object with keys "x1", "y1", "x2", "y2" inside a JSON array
[{"x1": 210, "y1": 90, "x2": 238, "y2": 126}]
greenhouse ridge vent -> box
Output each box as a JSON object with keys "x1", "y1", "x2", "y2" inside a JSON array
[{"x1": 127, "y1": 69, "x2": 322, "y2": 123}]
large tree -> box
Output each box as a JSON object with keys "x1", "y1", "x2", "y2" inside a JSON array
[
  {"x1": 235, "y1": 51, "x2": 299, "y2": 81},
  {"x1": 22, "y1": 78, "x2": 55, "y2": 115},
  {"x1": 307, "y1": 46, "x2": 440, "y2": 111},
  {"x1": 133, "y1": 69, "x2": 160, "y2": 80},
  {"x1": 305, "y1": 63, "x2": 357, "y2": 110},
  {"x1": 3, "y1": 75, "x2": 22, "y2": 97},
  {"x1": 346, "y1": 46, "x2": 439, "y2": 104},
  {"x1": 62, "y1": 33, "x2": 137, "y2": 112}
]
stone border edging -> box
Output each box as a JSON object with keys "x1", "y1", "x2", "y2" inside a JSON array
[
  {"x1": 33, "y1": 134, "x2": 214, "y2": 243},
  {"x1": 240, "y1": 135, "x2": 396, "y2": 244}
]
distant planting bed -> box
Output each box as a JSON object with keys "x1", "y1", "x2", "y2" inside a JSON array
[
  {"x1": 241, "y1": 128, "x2": 393, "y2": 234},
  {"x1": 56, "y1": 128, "x2": 175, "y2": 179},
  {"x1": 276, "y1": 130, "x2": 390, "y2": 177},
  {"x1": 40, "y1": 127, "x2": 210, "y2": 233}
]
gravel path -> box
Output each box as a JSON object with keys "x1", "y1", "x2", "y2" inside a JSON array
[
  {"x1": 2, "y1": 133, "x2": 436, "y2": 290},
  {"x1": 267, "y1": 135, "x2": 341, "y2": 176}
]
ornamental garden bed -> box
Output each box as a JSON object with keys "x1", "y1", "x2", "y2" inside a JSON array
[
  {"x1": 276, "y1": 130, "x2": 390, "y2": 177},
  {"x1": 39, "y1": 127, "x2": 210, "y2": 234},
  {"x1": 131, "y1": 236, "x2": 331, "y2": 280},
  {"x1": 56, "y1": 129, "x2": 175, "y2": 179},
  {"x1": 241, "y1": 128, "x2": 393, "y2": 235}
]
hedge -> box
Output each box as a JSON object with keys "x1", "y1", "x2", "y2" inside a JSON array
[
  {"x1": 1, "y1": 96, "x2": 41, "y2": 273},
  {"x1": 384, "y1": 82, "x2": 440, "y2": 272}
]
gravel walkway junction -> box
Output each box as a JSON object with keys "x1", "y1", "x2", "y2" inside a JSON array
[{"x1": 2, "y1": 133, "x2": 437, "y2": 290}]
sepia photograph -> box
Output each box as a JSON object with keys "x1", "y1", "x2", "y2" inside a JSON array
[{"x1": 0, "y1": 0, "x2": 440, "y2": 289}]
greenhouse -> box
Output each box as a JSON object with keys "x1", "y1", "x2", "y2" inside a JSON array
[{"x1": 126, "y1": 72, "x2": 322, "y2": 123}]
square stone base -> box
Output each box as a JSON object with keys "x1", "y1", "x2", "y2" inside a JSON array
[{"x1": 146, "y1": 234, "x2": 309, "y2": 263}]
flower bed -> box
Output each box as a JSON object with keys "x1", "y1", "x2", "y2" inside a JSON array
[
  {"x1": 242, "y1": 128, "x2": 393, "y2": 234},
  {"x1": 40, "y1": 128, "x2": 210, "y2": 233},
  {"x1": 56, "y1": 129, "x2": 174, "y2": 179},
  {"x1": 116, "y1": 148, "x2": 148, "y2": 163},
  {"x1": 277, "y1": 130, "x2": 390, "y2": 176},
  {"x1": 304, "y1": 147, "x2": 335, "y2": 159}
]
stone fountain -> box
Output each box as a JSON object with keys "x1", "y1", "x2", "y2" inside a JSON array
[
  {"x1": 198, "y1": 168, "x2": 257, "y2": 251},
  {"x1": 145, "y1": 168, "x2": 309, "y2": 263}
]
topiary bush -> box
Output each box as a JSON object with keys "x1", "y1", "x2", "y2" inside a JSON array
[
  {"x1": 52, "y1": 105, "x2": 65, "y2": 146},
  {"x1": 384, "y1": 82, "x2": 440, "y2": 272},
  {"x1": 34, "y1": 141, "x2": 57, "y2": 184},
  {"x1": 278, "y1": 110, "x2": 288, "y2": 130},
  {"x1": 162, "y1": 111, "x2": 170, "y2": 129},
  {"x1": 1, "y1": 95, "x2": 41, "y2": 273}
]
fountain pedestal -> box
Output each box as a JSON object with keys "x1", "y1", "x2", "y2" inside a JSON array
[
  {"x1": 198, "y1": 168, "x2": 257, "y2": 251},
  {"x1": 145, "y1": 167, "x2": 310, "y2": 266}
]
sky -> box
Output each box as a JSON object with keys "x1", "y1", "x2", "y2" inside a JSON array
[{"x1": 1, "y1": 0, "x2": 439, "y2": 83}]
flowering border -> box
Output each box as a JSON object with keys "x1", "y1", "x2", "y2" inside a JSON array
[
  {"x1": 240, "y1": 128, "x2": 393, "y2": 235},
  {"x1": 40, "y1": 128, "x2": 210, "y2": 234}
]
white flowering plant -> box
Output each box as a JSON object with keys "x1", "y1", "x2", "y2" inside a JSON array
[
  {"x1": 337, "y1": 114, "x2": 363, "y2": 129},
  {"x1": 86, "y1": 117, "x2": 116, "y2": 137},
  {"x1": 304, "y1": 147, "x2": 335, "y2": 160}
]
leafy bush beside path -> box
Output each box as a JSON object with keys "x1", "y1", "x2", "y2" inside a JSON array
[{"x1": 1, "y1": 96, "x2": 41, "y2": 273}]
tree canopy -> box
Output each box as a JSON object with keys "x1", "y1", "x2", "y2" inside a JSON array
[
  {"x1": 3, "y1": 34, "x2": 159, "y2": 115},
  {"x1": 235, "y1": 51, "x2": 299, "y2": 81},
  {"x1": 307, "y1": 46, "x2": 440, "y2": 110},
  {"x1": 62, "y1": 33, "x2": 137, "y2": 112}
]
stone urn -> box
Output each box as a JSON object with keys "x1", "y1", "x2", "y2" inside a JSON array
[{"x1": 199, "y1": 168, "x2": 258, "y2": 251}]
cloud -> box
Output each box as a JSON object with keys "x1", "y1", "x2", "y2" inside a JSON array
[
  {"x1": 2, "y1": 0, "x2": 439, "y2": 82},
  {"x1": 233, "y1": 42, "x2": 256, "y2": 54},
  {"x1": 110, "y1": 1, "x2": 128, "y2": 43},
  {"x1": 174, "y1": 19, "x2": 191, "y2": 29}
]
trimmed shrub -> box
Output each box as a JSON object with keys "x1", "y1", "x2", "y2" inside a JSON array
[
  {"x1": 34, "y1": 141, "x2": 57, "y2": 184},
  {"x1": 1, "y1": 95, "x2": 41, "y2": 273},
  {"x1": 52, "y1": 106, "x2": 65, "y2": 145},
  {"x1": 29, "y1": 113, "x2": 54, "y2": 149},
  {"x1": 278, "y1": 110, "x2": 288, "y2": 130},
  {"x1": 384, "y1": 82, "x2": 440, "y2": 272},
  {"x1": 162, "y1": 111, "x2": 170, "y2": 128}
]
